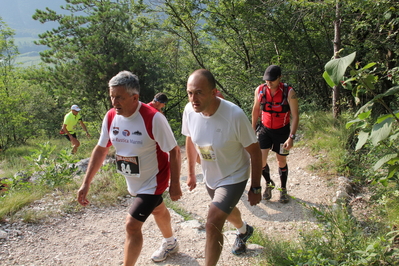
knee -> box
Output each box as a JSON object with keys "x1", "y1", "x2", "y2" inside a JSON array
[
  {"x1": 151, "y1": 203, "x2": 166, "y2": 216},
  {"x1": 205, "y1": 218, "x2": 224, "y2": 236},
  {"x1": 125, "y1": 216, "x2": 142, "y2": 236}
]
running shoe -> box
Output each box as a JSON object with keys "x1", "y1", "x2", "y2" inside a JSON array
[
  {"x1": 231, "y1": 224, "x2": 254, "y2": 255},
  {"x1": 279, "y1": 188, "x2": 289, "y2": 203},
  {"x1": 151, "y1": 238, "x2": 179, "y2": 262},
  {"x1": 263, "y1": 180, "x2": 275, "y2": 200}
]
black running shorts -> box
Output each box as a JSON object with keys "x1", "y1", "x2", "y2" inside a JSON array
[
  {"x1": 128, "y1": 194, "x2": 163, "y2": 222},
  {"x1": 258, "y1": 124, "x2": 290, "y2": 156}
]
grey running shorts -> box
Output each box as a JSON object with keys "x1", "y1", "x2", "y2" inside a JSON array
[{"x1": 206, "y1": 180, "x2": 248, "y2": 214}]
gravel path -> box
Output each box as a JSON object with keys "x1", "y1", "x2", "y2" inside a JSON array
[{"x1": 0, "y1": 146, "x2": 337, "y2": 266}]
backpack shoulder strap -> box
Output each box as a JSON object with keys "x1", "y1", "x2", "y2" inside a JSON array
[{"x1": 282, "y1": 83, "x2": 290, "y2": 104}]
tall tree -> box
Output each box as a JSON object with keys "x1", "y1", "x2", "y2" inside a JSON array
[{"x1": 32, "y1": 0, "x2": 154, "y2": 118}]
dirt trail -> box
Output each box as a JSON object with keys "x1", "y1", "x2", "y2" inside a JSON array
[{"x1": 0, "y1": 146, "x2": 337, "y2": 266}]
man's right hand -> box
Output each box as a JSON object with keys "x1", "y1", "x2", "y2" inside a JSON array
[
  {"x1": 187, "y1": 174, "x2": 197, "y2": 191},
  {"x1": 77, "y1": 185, "x2": 90, "y2": 206}
]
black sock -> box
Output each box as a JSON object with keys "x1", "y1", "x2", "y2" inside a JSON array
[
  {"x1": 279, "y1": 164, "x2": 288, "y2": 189},
  {"x1": 262, "y1": 164, "x2": 272, "y2": 184}
]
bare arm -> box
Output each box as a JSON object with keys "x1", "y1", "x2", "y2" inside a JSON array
[
  {"x1": 168, "y1": 145, "x2": 182, "y2": 201},
  {"x1": 284, "y1": 89, "x2": 299, "y2": 150},
  {"x1": 79, "y1": 121, "x2": 91, "y2": 137},
  {"x1": 77, "y1": 145, "x2": 109, "y2": 206},
  {"x1": 251, "y1": 87, "x2": 261, "y2": 130},
  {"x1": 245, "y1": 142, "x2": 262, "y2": 206},
  {"x1": 62, "y1": 124, "x2": 72, "y2": 138},
  {"x1": 185, "y1": 136, "x2": 198, "y2": 191}
]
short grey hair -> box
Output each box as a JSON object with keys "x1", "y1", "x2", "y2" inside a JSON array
[{"x1": 108, "y1": 71, "x2": 140, "y2": 95}]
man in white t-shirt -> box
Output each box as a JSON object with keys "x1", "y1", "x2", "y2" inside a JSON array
[
  {"x1": 77, "y1": 71, "x2": 182, "y2": 265},
  {"x1": 181, "y1": 69, "x2": 262, "y2": 266}
]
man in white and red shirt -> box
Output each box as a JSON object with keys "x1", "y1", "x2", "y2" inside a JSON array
[{"x1": 77, "y1": 71, "x2": 182, "y2": 265}]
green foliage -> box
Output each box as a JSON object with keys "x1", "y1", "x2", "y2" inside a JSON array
[
  {"x1": 22, "y1": 142, "x2": 78, "y2": 188},
  {"x1": 301, "y1": 111, "x2": 354, "y2": 176},
  {"x1": 324, "y1": 52, "x2": 357, "y2": 88},
  {"x1": 323, "y1": 52, "x2": 399, "y2": 186},
  {"x1": 32, "y1": 0, "x2": 157, "y2": 117},
  {"x1": 283, "y1": 204, "x2": 397, "y2": 265},
  {"x1": 0, "y1": 188, "x2": 45, "y2": 220},
  {"x1": 82, "y1": 164, "x2": 128, "y2": 206}
]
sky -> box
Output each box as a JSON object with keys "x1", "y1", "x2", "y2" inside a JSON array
[{"x1": 0, "y1": 0, "x2": 65, "y2": 37}]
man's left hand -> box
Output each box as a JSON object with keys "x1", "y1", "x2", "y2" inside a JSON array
[{"x1": 248, "y1": 190, "x2": 261, "y2": 206}]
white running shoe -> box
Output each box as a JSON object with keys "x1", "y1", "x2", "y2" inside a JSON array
[{"x1": 151, "y1": 238, "x2": 179, "y2": 262}]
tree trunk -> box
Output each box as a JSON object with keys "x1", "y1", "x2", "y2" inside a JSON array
[{"x1": 333, "y1": 0, "x2": 341, "y2": 118}]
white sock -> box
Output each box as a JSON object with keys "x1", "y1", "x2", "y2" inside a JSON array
[
  {"x1": 237, "y1": 221, "x2": 247, "y2": 234},
  {"x1": 165, "y1": 236, "x2": 175, "y2": 244}
]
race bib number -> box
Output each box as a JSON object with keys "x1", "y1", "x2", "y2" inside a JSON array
[
  {"x1": 116, "y1": 155, "x2": 140, "y2": 177},
  {"x1": 279, "y1": 143, "x2": 289, "y2": 155},
  {"x1": 198, "y1": 145, "x2": 216, "y2": 161}
]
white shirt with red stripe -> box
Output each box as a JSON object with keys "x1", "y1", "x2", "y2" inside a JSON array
[{"x1": 98, "y1": 102, "x2": 177, "y2": 196}]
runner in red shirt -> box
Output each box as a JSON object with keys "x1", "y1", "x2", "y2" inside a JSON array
[{"x1": 251, "y1": 65, "x2": 299, "y2": 203}]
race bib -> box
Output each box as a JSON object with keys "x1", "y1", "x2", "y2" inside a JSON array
[
  {"x1": 116, "y1": 155, "x2": 140, "y2": 177},
  {"x1": 279, "y1": 143, "x2": 289, "y2": 155},
  {"x1": 198, "y1": 145, "x2": 216, "y2": 161}
]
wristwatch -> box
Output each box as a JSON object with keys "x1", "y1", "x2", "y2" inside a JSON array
[
  {"x1": 250, "y1": 186, "x2": 262, "y2": 194},
  {"x1": 289, "y1": 134, "x2": 296, "y2": 140}
]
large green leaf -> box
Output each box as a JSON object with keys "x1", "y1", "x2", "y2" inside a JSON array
[
  {"x1": 356, "y1": 130, "x2": 369, "y2": 151},
  {"x1": 355, "y1": 101, "x2": 374, "y2": 117},
  {"x1": 324, "y1": 52, "x2": 356, "y2": 86},
  {"x1": 370, "y1": 118, "x2": 393, "y2": 146},
  {"x1": 361, "y1": 62, "x2": 377, "y2": 70},
  {"x1": 388, "y1": 165, "x2": 399, "y2": 178},
  {"x1": 373, "y1": 154, "x2": 397, "y2": 171},
  {"x1": 323, "y1": 71, "x2": 335, "y2": 88},
  {"x1": 346, "y1": 118, "x2": 362, "y2": 129}
]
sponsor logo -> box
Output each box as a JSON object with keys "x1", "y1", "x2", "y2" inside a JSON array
[
  {"x1": 113, "y1": 127, "x2": 119, "y2": 135},
  {"x1": 122, "y1": 130, "x2": 130, "y2": 137},
  {"x1": 133, "y1": 130, "x2": 142, "y2": 136}
]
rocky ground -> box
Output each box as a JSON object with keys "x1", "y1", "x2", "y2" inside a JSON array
[{"x1": 0, "y1": 146, "x2": 349, "y2": 266}]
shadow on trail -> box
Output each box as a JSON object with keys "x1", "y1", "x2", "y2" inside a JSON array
[{"x1": 240, "y1": 190, "x2": 332, "y2": 223}]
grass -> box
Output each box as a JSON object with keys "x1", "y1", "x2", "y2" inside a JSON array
[
  {"x1": 0, "y1": 188, "x2": 46, "y2": 220},
  {"x1": 300, "y1": 111, "x2": 355, "y2": 176},
  {"x1": 0, "y1": 136, "x2": 97, "y2": 221},
  {"x1": 163, "y1": 193, "x2": 194, "y2": 221},
  {"x1": 85, "y1": 166, "x2": 129, "y2": 206}
]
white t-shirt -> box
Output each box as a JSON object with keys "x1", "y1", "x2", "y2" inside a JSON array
[
  {"x1": 98, "y1": 102, "x2": 177, "y2": 196},
  {"x1": 182, "y1": 99, "x2": 257, "y2": 189}
]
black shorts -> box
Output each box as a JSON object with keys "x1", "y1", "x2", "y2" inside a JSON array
[
  {"x1": 64, "y1": 133, "x2": 77, "y2": 141},
  {"x1": 206, "y1": 180, "x2": 247, "y2": 214},
  {"x1": 258, "y1": 124, "x2": 290, "y2": 156},
  {"x1": 128, "y1": 194, "x2": 163, "y2": 222}
]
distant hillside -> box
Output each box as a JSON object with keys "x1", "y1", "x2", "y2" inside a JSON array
[
  {"x1": 0, "y1": 0, "x2": 66, "y2": 37},
  {"x1": 0, "y1": 0, "x2": 67, "y2": 66}
]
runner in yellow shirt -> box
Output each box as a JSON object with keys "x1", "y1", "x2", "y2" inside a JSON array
[{"x1": 62, "y1": 105, "x2": 90, "y2": 154}]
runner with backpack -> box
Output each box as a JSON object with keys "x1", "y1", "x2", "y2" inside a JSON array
[
  {"x1": 251, "y1": 65, "x2": 299, "y2": 203},
  {"x1": 77, "y1": 71, "x2": 182, "y2": 265}
]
